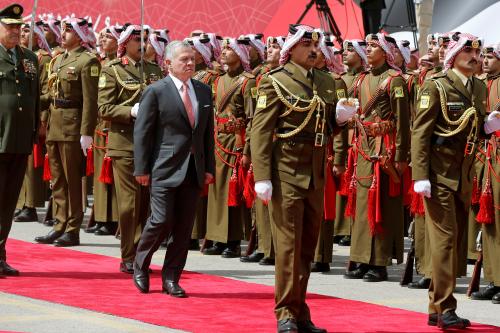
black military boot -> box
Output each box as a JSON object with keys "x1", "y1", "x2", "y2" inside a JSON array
[
  {"x1": 297, "y1": 319, "x2": 327, "y2": 333},
  {"x1": 408, "y1": 277, "x2": 431, "y2": 289},
  {"x1": 311, "y1": 262, "x2": 330, "y2": 273},
  {"x1": 344, "y1": 263, "x2": 369, "y2": 279},
  {"x1": 338, "y1": 235, "x2": 351, "y2": 246},
  {"x1": 203, "y1": 242, "x2": 225, "y2": 255},
  {"x1": 363, "y1": 266, "x2": 388, "y2": 282},
  {"x1": 94, "y1": 223, "x2": 117, "y2": 236},
  {"x1": 85, "y1": 222, "x2": 103, "y2": 233},
  {"x1": 240, "y1": 251, "x2": 264, "y2": 263},
  {"x1": 14, "y1": 207, "x2": 38, "y2": 222},
  {"x1": 34, "y1": 230, "x2": 63, "y2": 244},
  {"x1": 221, "y1": 242, "x2": 241, "y2": 258},
  {"x1": 438, "y1": 311, "x2": 471, "y2": 329},
  {"x1": 471, "y1": 282, "x2": 500, "y2": 300},
  {"x1": 53, "y1": 232, "x2": 80, "y2": 247},
  {"x1": 492, "y1": 292, "x2": 500, "y2": 304}
]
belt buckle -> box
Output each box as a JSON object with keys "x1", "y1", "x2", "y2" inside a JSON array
[
  {"x1": 464, "y1": 141, "x2": 475, "y2": 155},
  {"x1": 315, "y1": 133, "x2": 325, "y2": 147}
]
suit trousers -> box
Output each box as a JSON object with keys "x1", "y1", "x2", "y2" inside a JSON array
[
  {"x1": 17, "y1": 150, "x2": 47, "y2": 209},
  {"x1": 46, "y1": 141, "x2": 84, "y2": 234},
  {"x1": 269, "y1": 179, "x2": 323, "y2": 322},
  {"x1": 112, "y1": 156, "x2": 149, "y2": 262},
  {"x1": 134, "y1": 157, "x2": 201, "y2": 283},
  {"x1": 0, "y1": 153, "x2": 28, "y2": 260},
  {"x1": 314, "y1": 220, "x2": 334, "y2": 263},
  {"x1": 255, "y1": 200, "x2": 274, "y2": 258},
  {"x1": 424, "y1": 181, "x2": 469, "y2": 315}
]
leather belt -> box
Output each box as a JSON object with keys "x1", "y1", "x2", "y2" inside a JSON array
[
  {"x1": 54, "y1": 98, "x2": 82, "y2": 109},
  {"x1": 216, "y1": 118, "x2": 246, "y2": 134},
  {"x1": 361, "y1": 120, "x2": 395, "y2": 137},
  {"x1": 276, "y1": 129, "x2": 316, "y2": 144}
]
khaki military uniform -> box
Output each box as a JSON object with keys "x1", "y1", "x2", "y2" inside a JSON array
[
  {"x1": 412, "y1": 69, "x2": 487, "y2": 314},
  {"x1": 205, "y1": 68, "x2": 255, "y2": 245},
  {"x1": 350, "y1": 63, "x2": 410, "y2": 266},
  {"x1": 0, "y1": 46, "x2": 40, "y2": 259},
  {"x1": 98, "y1": 56, "x2": 163, "y2": 263},
  {"x1": 44, "y1": 46, "x2": 100, "y2": 234},
  {"x1": 251, "y1": 62, "x2": 343, "y2": 321},
  {"x1": 16, "y1": 48, "x2": 51, "y2": 210}
]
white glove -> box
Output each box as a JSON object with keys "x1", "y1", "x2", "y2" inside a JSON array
[
  {"x1": 336, "y1": 98, "x2": 359, "y2": 125},
  {"x1": 130, "y1": 103, "x2": 140, "y2": 118},
  {"x1": 80, "y1": 135, "x2": 93, "y2": 156},
  {"x1": 414, "y1": 179, "x2": 431, "y2": 198},
  {"x1": 254, "y1": 180, "x2": 273, "y2": 202},
  {"x1": 484, "y1": 111, "x2": 500, "y2": 134}
]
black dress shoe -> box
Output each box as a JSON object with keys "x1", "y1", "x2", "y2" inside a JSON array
[
  {"x1": 240, "y1": 251, "x2": 264, "y2": 263},
  {"x1": 363, "y1": 266, "x2": 388, "y2": 282},
  {"x1": 14, "y1": 207, "x2": 38, "y2": 222},
  {"x1": 34, "y1": 230, "x2": 63, "y2": 244},
  {"x1": 43, "y1": 219, "x2": 56, "y2": 227},
  {"x1": 221, "y1": 246, "x2": 241, "y2": 258},
  {"x1": 53, "y1": 233, "x2": 80, "y2": 247},
  {"x1": 297, "y1": 320, "x2": 327, "y2": 333},
  {"x1": 311, "y1": 262, "x2": 330, "y2": 273},
  {"x1": 84, "y1": 223, "x2": 103, "y2": 233},
  {"x1": 94, "y1": 223, "x2": 117, "y2": 236},
  {"x1": 189, "y1": 239, "x2": 200, "y2": 251},
  {"x1": 14, "y1": 209, "x2": 22, "y2": 218},
  {"x1": 277, "y1": 318, "x2": 298, "y2": 333},
  {"x1": 344, "y1": 263, "x2": 369, "y2": 279},
  {"x1": 332, "y1": 235, "x2": 343, "y2": 244},
  {"x1": 120, "y1": 261, "x2": 134, "y2": 274},
  {"x1": 133, "y1": 263, "x2": 149, "y2": 293},
  {"x1": 259, "y1": 257, "x2": 275, "y2": 265},
  {"x1": 338, "y1": 235, "x2": 351, "y2": 246},
  {"x1": 408, "y1": 277, "x2": 431, "y2": 289},
  {"x1": 0, "y1": 260, "x2": 19, "y2": 276},
  {"x1": 492, "y1": 292, "x2": 500, "y2": 304},
  {"x1": 471, "y1": 282, "x2": 500, "y2": 300},
  {"x1": 203, "y1": 244, "x2": 224, "y2": 255},
  {"x1": 438, "y1": 310, "x2": 471, "y2": 329},
  {"x1": 162, "y1": 281, "x2": 186, "y2": 298},
  {"x1": 427, "y1": 313, "x2": 438, "y2": 326}
]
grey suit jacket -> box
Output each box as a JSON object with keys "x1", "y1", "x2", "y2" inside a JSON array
[{"x1": 133, "y1": 76, "x2": 215, "y2": 188}]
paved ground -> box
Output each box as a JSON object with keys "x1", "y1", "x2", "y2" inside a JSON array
[{"x1": 1, "y1": 206, "x2": 499, "y2": 332}]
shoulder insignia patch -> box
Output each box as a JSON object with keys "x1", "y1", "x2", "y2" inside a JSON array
[
  {"x1": 90, "y1": 65, "x2": 100, "y2": 77},
  {"x1": 394, "y1": 86, "x2": 404, "y2": 98},
  {"x1": 419, "y1": 95, "x2": 430, "y2": 109},
  {"x1": 257, "y1": 94, "x2": 267, "y2": 109},
  {"x1": 98, "y1": 74, "x2": 106, "y2": 88},
  {"x1": 336, "y1": 89, "x2": 346, "y2": 99},
  {"x1": 251, "y1": 87, "x2": 258, "y2": 99}
]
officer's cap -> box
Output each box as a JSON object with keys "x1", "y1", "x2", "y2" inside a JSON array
[{"x1": 0, "y1": 3, "x2": 23, "y2": 25}]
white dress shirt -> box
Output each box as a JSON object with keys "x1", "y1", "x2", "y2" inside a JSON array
[{"x1": 169, "y1": 74, "x2": 199, "y2": 126}]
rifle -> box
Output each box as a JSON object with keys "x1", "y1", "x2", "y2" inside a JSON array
[
  {"x1": 245, "y1": 223, "x2": 258, "y2": 256},
  {"x1": 467, "y1": 230, "x2": 483, "y2": 297},
  {"x1": 401, "y1": 220, "x2": 416, "y2": 286},
  {"x1": 28, "y1": 0, "x2": 38, "y2": 51}
]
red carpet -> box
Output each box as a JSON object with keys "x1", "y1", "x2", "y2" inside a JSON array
[{"x1": 1, "y1": 239, "x2": 499, "y2": 333}]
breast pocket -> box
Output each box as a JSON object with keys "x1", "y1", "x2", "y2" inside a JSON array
[{"x1": 62, "y1": 109, "x2": 82, "y2": 136}]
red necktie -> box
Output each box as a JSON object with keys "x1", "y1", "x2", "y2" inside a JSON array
[{"x1": 182, "y1": 82, "x2": 195, "y2": 128}]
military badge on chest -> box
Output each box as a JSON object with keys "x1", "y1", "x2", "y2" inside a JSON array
[
  {"x1": 146, "y1": 73, "x2": 160, "y2": 85},
  {"x1": 22, "y1": 59, "x2": 36, "y2": 78}
]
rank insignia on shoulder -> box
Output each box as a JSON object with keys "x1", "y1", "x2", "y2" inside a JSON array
[
  {"x1": 336, "y1": 89, "x2": 346, "y2": 99},
  {"x1": 420, "y1": 95, "x2": 430, "y2": 108},
  {"x1": 257, "y1": 94, "x2": 267, "y2": 109},
  {"x1": 394, "y1": 86, "x2": 404, "y2": 98},
  {"x1": 90, "y1": 66, "x2": 100, "y2": 77},
  {"x1": 251, "y1": 87, "x2": 258, "y2": 98},
  {"x1": 98, "y1": 74, "x2": 106, "y2": 88},
  {"x1": 45, "y1": 63, "x2": 50, "y2": 72}
]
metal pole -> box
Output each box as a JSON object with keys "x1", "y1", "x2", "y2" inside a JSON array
[
  {"x1": 140, "y1": 0, "x2": 145, "y2": 87},
  {"x1": 28, "y1": 0, "x2": 38, "y2": 50}
]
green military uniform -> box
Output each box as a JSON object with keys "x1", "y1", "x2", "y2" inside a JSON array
[
  {"x1": 16, "y1": 48, "x2": 51, "y2": 212},
  {"x1": 205, "y1": 67, "x2": 255, "y2": 249},
  {"x1": 0, "y1": 3, "x2": 40, "y2": 262},
  {"x1": 98, "y1": 56, "x2": 163, "y2": 263},
  {"x1": 412, "y1": 68, "x2": 486, "y2": 315},
  {"x1": 313, "y1": 71, "x2": 348, "y2": 265},
  {"x1": 44, "y1": 46, "x2": 100, "y2": 235},
  {"x1": 251, "y1": 61, "x2": 343, "y2": 322},
  {"x1": 349, "y1": 63, "x2": 410, "y2": 270},
  {"x1": 191, "y1": 63, "x2": 218, "y2": 241}
]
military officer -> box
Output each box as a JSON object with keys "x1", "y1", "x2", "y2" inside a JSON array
[
  {"x1": 345, "y1": 33, "x2": 410, "y2": 282},
  {"x1": 0, "y1": 3, "x2": 40, "y2": 276},
  {"x1": 246, "y1": 33, "x2": 266, "y2": 76},
  {"x1": 251, "y1": 24, "x2": 356, "y2": 333},
  {"x1": 34, "y1": 17, "x2": 100, "y2": 247},
  {"x1": 145, "y1": 29, "x2": 168, "y2": 73},
  {"x1": 14, "y1": 21, "x2": 52, "y2": 222},
  {"x1": 98, "y1": 25, "x2": 163, "y2": 273},
  {"x1": 418, "y1": 34, "x2": 442, "y2": 87},
  {"x1": 311, "y1": 33, "x2": 349, "y2": 273},
  {"x1": 204, "y1": 37, "x2": 255, "y2": 258},
  {"x1": 412, "y1": 33, "x2": 499, "y2": 329},
  {"x1": 471, "y1": 43, "x2": 500, "y2": 304},
  {"x1": 42, "y1": 16, "x2": 63, "y2": 57}
]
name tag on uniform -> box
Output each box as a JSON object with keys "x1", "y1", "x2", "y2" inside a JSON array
[
  {"x1": 394, "y1": 86, "x2": 404, "y2": 98},
  {"x1": 257, "y1": 94, "x2": 267, "y2": 109},
  {"x1": 98, "y1": 74, "x2": 106, "y2": 88},
  {"x1": 446, "y1": 102, "x2": 464, "y2": 112},
  {"x1": 420, "y1": 95, "x2": 430, "y2": 109},
  {"x1": 251, "y1": 87, "x2": 258, "y2": 99}
]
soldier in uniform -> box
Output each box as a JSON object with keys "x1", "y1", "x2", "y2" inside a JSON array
[
  {"x1": 42, "y1": 16, "x2": 63, "y2": 57},
  {"x1": 418, "y1": 34, "x2": 442, "y2": 88},
  {"x1": 345, "y1": 33, "x2": 410, "y2": 282},
  {"x1": 311, "y1": 33, "x2": 348, "y2": 273},
  {"x1": 98, "y1": 25, "x2": 163, "y2": 273},
  {"x1": 0, "y1": 3, "x2": 40, "y2": 276},
  {"x1": 14, "y1": 21, "x2": 52, "y2": 222},
  {"x1": 251, "y1": 24, "x2": 356, "y2": 333},
  {"x1": 34, "y1": 17, "x2": 100, "y2": 247},
  {"x1": 146, "y1": 29, "x2": 168, "y2": 74},
  {"x1": 412, "y1": 33, "x2": 497, "y2": 329},
  {"x1": 471, "y1": 43, "x2": 500, "y2": 304},
  {"x1": 204, "y1": 37, "x2": 255, "y2": 258},
  {"x1": 85, "y1": 24, "x2": 122, "y2": 235},
  {"x1": 246, "y1": 33, "x2": 266, "y2": 76}
]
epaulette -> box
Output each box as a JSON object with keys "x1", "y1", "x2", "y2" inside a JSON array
[
  {"x1": 106, "y1": 58, "x2": 121, "y2": 66},
  {"x1": 387, "y1": 69, "x2": 402, "y2": 77},
  {"x1": 267, "y1": 65, "x2": 284, "y2": 75},
  {"x1": 241, "y1": 71, "x2": 255, "y2": 79},
  {"x1": 207, "y1": 69, "x2": 219, "y2": 75},
  {"x1": 85, "y1": 51, "x2": 98, "y2": 58},
  {"x1": 429, "y1": 72, "x2": 446, "y2": 80}
]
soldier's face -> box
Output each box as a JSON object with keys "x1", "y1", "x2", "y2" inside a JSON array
[
  {"x1": 44, "y1": 27, "x2": 57, "y2": 45},
  {"x1": 314, "y1": 51, "x2": 326, "y2": 69},
  {"x1": 0, "y1": 23, "x2": 21, "y2": 49},
  {"x1": 342, "y1": 48, "x2": 361, "y2": 68},
  {"x1": 167, "y1": 46, "x2": 195, "y2": 81},
  {"x1": 126, "y1": 36, "x2": 144, "y2": 61},
  {"x1": 101, "y1": 33, "x2": 117, "y2": 54},
  {"x1": 221, "y1": 46, "x2": 241, "y2": 69},
  {"x1": 366, "y1": 42, "x2": 385, "y2": 67},
  {"x1": 393, "y1": 48, "x2": 404, "y2": 68},
  {"x1": 266, "y1": 43, "x2": 281, "y2": 66},
  {"x1": 20, "y1": 27, "x2": 30, "y2": 47},
  {"x1": 61, "y1": 27, "x2": 81, "y2": 49},
  {"x1": 427, "y1": 41, "x2": 439, "y2": 61},
  {"x1": 454, "y1": 46, "x2": 481, "y2": 76},
  {"x1": 193, "y1": 48, "x2": 205, "y2": 65},
  {"x1": 483, "y1": 53, "x2": 500, "y2": 74},
  {"x1": 249, "y1": 46, "x2": 260, "y2": 62},
  {"x1": 438, "y1": 43, "x2": 449, "y2": 63},
  {"x1": 289, "y1": 40, "x2": 319, "y2": 71}
]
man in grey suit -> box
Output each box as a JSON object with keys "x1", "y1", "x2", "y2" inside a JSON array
[{"x1": 132, "y1": 40, "x2": 215, "y2": 297}]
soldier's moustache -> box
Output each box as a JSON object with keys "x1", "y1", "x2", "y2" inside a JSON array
[{"x1": 308, "y1": 53, "x2": 317, "y2": 59}]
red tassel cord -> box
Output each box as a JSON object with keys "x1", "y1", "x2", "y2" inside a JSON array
[
  {"x1": 367, "y1": 161, "x2": 384, "y2": 236},
  {"x1": 243, "y1": 164, "x2": 256, "y2": 208},
  {"x1": 324, "y1": 159, "x2": 337, "y2": 220},
  {"x1": 476, "y1": 178, "x2": 494, "y2": 224},
  {"x1": 99, "y1": 155, "x2": 113, "y2": 184},
  {"x1": 344, "y1": 174, "x2": 357, "y2": 218},
  {"x1": 33, "y1": 143, "x2": 44, "y2": 168},
  {"x1": 42, "y1": 153, "x2": 51, "y2": 181},
  {"x1": 86, "y1": 147, "x2": 94, "y2": 176},
  {"x1": 402, "y1": 167, "x2": 412, "y2": 206},
  {"x1": 409, "y1": 181, "x2": 425, "y2": 217},
  {"x1": 227, "y1": 159, "x2": 240, "y2": 207},
  {"x1": 340, "y1": 147, "x2": 354, "y2": 196},
  {"x1": 471, "y1": 175, "x2": 481, "y2": 205}
]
